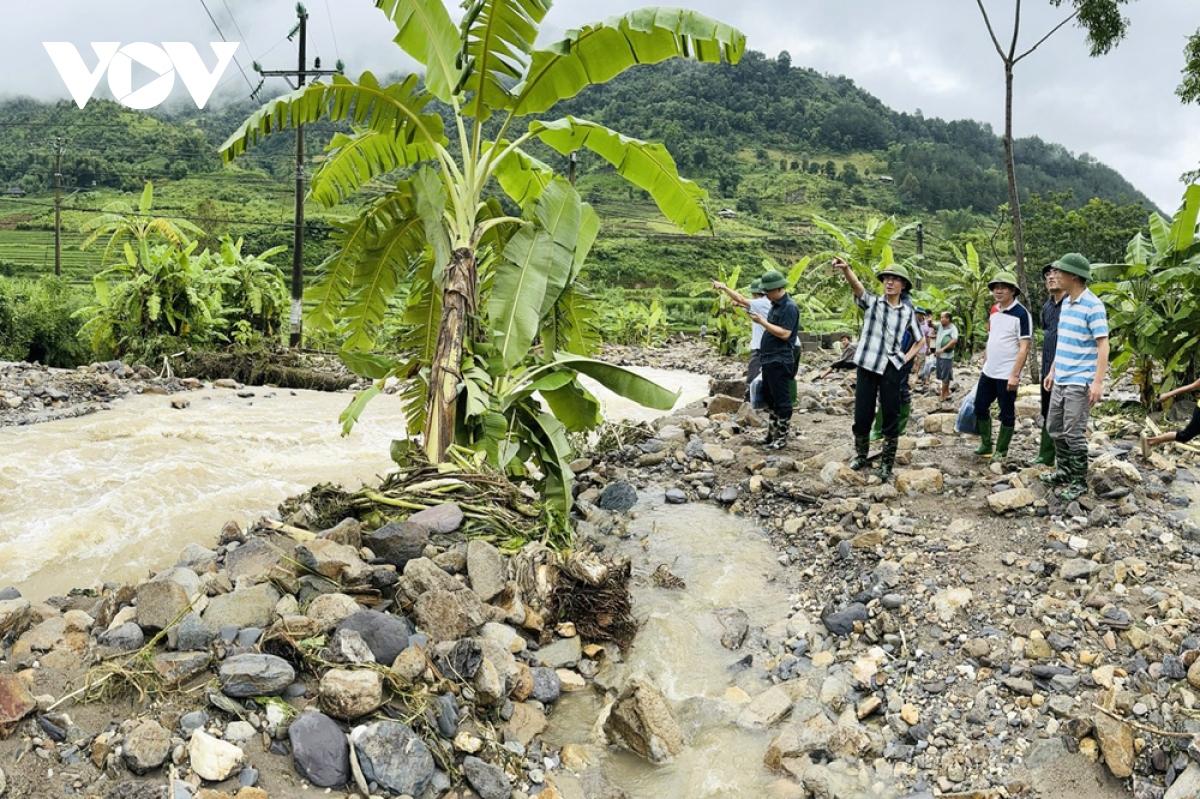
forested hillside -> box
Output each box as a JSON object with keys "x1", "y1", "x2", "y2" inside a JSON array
[
  {"x1": 0, "y1": 50, "x2": 1150, "y2": 215},
  {"x1": 550, "y1": 51, "x2": 1150, "y2": 214}
]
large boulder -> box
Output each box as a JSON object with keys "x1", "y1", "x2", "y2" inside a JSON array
[
  {"x1": 603, "y1": 675, "x2": 683, "y2": 763},
  {"x1": 319, "y1": 669, "x2": 386, "y2": 720},
  {"x1": 466, "y1": 540, "x2": 506, "y2": 603},
  {"x1": 201, "y1": 583, "x2": 281, "y2": 630},
  {"x1": 363, "y1": 521, "x2": 429, "y2": 570},
  {"x1": 351, "y1": 720, "x2": 435, "y2": 797},
  {"x1": 136, "y1": 567, "x2": 202, "y2": 632},
  {"x1": 289, "y1": 711, "x2": 350, "y2": 788},
  {"x1": 333, "y1": 610, "x2": 415, "y2": 665},
  {"x1": 219, "y1": 653, "x2": 295, "y2": 697}
]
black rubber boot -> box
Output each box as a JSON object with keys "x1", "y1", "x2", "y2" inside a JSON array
[
  {"x1": 876, "y1": 437, "x2": 898, "y2": 481},
  {"x1": 849, "y1": 436, "x2": 870, "y2": 470}
]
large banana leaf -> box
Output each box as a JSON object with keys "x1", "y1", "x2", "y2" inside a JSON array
[
  {"x1": 510, "y1": 8, "x2": 745, "y2": 117},
  {"x1": 374, "y1": 0, "x2": 461, "y2": 104},
  {"x1": 219, "y1": 73, "x2": 446, "y2": 163},
  {"x1": 400, "y1": 255, "x2": 442, "y2": 364},
  {"x1": 1170, "y1": 183, "x2": 1200, "y2": 255},
  {"x1": 305, "y1": 212, "x2": 375, "y2": 333},
  {"x1": 488, "y1": 180, "x2": 582, "y2": 369},
  {"x1": 538, "y1": 376, "x2": 603, "y2": 431},
  {"x1": 551, "y1": 353, "x2": 679, "y2": 410},
  {"x1": 542, "y1": 283, "x2": 600, "y2": 357},
  {"x1": 311, "y1": 128, "x2": 439, "y2": 207},
  {"x1": 342, "y1": 191, "x2": 428, "y2": 351},
  {"x1": 486, "y1": 141, "x2": 555, "y2": 210},
  {"x1": 462, "y1": 0, "x2": 550, "y2": 120},
  {"x1": 412, "y1": 166, "x2": 451, "y2": 284},
  {"x1": 530, "y1": 117, "x2": 708, "y2": 234}
]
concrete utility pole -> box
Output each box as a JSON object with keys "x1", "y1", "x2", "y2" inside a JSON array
[
  {"x1": 53, "y1": 137, "x2": 65, "y2": 277},
  {"x1": 253, "y1": 2, "x2": 342, "y2": 347}
]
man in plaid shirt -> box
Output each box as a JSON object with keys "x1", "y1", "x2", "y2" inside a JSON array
[{"x1": 834, "y1": 257, "x2": 925, "y2": 481}]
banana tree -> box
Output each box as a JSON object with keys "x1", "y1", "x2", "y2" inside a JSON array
[
  {"x1": 220, "y1": 0, "x2": 744, "y2": 467},
  {"x1": 927, "y1": 242, "x2": 994, "y2": 356},
  {"x1": 813, "y1": 215, "x2": 917, "y2": 331},
  {"x1": 1092, "y1": 184, "x2": 1200, "y2": 407}
]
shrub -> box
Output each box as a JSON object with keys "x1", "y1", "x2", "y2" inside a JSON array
[{"x1": 0, "y1": 276, "x2": 90, "y2": 366}]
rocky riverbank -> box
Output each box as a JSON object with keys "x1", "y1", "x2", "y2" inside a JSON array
[
  {"x1": 571, "y1": 341, "x2": 1200, "y2": 799},
  {"x1": 0, "y1": 341, "x2": 1198, "y2": 799}
]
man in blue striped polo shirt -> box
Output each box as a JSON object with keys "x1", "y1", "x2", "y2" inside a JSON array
[{"x1": 1040, "y1": 253, "x2": 1109, "y2": 501}]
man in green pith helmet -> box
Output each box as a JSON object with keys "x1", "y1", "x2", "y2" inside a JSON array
[
  {"x1": 971, "y1": 271, "x2": 1031, "y2": 460},
  {"x1": 746, "y1": 269, "x2": 800, "y2": 449},
  {"x1": 1040, "y1": 253, "x2": 1108, "y2": 502},
  {"x1": 833, "y1": 257, "x2": 923, "y2": 481},
  {"x1": 1031, "y1": 263, "x2": 1066, "y2": 466}
]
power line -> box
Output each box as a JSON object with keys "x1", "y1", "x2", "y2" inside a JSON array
[
  {"x1": 322, "y1": 0, "x2": 342, "y2": 63},
  {"x1": 198, "y1": 0, "x2": 257, "y2": 93}
]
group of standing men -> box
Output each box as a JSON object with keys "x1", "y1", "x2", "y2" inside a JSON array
[
  {"x1": 717, "y1": 251, "x2": 1112, "y2": 501},
  {"x1": 835, "y1": 252, "x2": 1108, "y2": 500}
]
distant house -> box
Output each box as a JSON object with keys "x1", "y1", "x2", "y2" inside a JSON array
[
  {"x1": 717, "y1": 208, "x2": 737, "y2": 219},
  {"x1": 3, "y1": 187, "x2": 27, "y2": 198},
  {"x1": 877, "y1": 175, "x2": 894, "y2": 184}
]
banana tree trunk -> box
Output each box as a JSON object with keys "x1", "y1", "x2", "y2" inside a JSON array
[{"x1": 424, "y1": 246, "x2": 477, "y2": 462}]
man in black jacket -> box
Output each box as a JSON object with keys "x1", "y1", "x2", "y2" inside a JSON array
[{"x1": 748, "y1": 269, "x2": 800, "y2": 449}]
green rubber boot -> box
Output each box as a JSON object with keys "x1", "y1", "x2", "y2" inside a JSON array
[
  {"x1": 973, "y1": 417, "x2": 994, "y2": 457},
  {"x1": 876, "y1": 437, "x2": 898, "y2": 482},
  {"x1": 848, "y1": 436, "x2": 870, "y2": 471},
  {"x1": 1039, "y1": 439, "x2": 1072, "y2": 486},
  {"x1": 872, "y1": 402, "x2": 911, "y2": 441},
  {"x1": 995, "y1": 425, "x2": 1015, "y2": 458},
  {"x1": 1031, "y1": 429, "x2": 1056, "y2": 466},
  {"x1": 1057, "y1": 449, "x2": 1089, "y2": 501}
]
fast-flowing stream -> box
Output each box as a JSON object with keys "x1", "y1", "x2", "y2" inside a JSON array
[
  {"x1": 542, "y1": 497, "x2": 795, "y2": 797},
  {"x1": 0, "y1": 366, "x2": 709, "y2": 601}
]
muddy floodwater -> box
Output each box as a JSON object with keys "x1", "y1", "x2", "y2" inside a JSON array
[
  {"x1": 544, "y1": 498, "x2": 797, "y2": 798},
  {"x1": 0, "y1": 367, "x2": 709, "y2": 601}
]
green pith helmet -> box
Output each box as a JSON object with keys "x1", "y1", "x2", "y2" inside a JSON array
[
  {"x1": 1053, "y1": 252, "x2": 1091, "y2": 282},
  {"x1": 749, "y1": 278, "x2": 763, "y2": 294},
  {"x1": 876, "y1": 264, "x2": 912, "y2": 291},
  {"x1": 988, "y1": 271, "x2": 1022, "y2": 296},
  {"x1": 915, "y1": 305, "x2": 930, "y2": 316},
  {"x1": 758, "y1": 270, "x2": 788, "y2": 291}
]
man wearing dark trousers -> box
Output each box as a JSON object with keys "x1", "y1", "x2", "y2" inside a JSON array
[
  {"x1": 833, "y1": 258, "x2": 924, "y2": 481},
  {"x1": 972, "y1": 271, "x2": 1031, "y2": 459},
  {"x1": 1032, "y1": 264, "x2": 1065, "y2": 465},
  {"x1": 748, "y1": 270, "x2": 800, "y2": 449}
]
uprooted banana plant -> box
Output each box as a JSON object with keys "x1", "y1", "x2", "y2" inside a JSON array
[{"x1": 219, "y1": 0, "x2": 744, "y2": 521}]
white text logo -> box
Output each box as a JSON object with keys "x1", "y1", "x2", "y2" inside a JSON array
[{"x1": 42, "y1": 42, "x2": 240, "y2": 110}]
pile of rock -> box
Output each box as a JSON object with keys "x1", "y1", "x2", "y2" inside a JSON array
[
  {"x1": 0, "y1": 502, "x2": 612, "y2": 798},
  {"x1": 0, "y1": 360, "x2": 198, "y2": 427}
]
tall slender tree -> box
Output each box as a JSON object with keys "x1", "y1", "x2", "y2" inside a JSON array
[{"x1": 973, "y1": 0, "x2": 1132, "y2": 301}]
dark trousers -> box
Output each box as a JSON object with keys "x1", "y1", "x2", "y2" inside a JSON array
[
  {"x1": 1177, "y1": 404, "x2": 1200, "y2": 444},
  {"x1": 898, "y1": 359, "x2": 913, "y2": 405},
  {"x1": 747, "y1": 349, "x2": 762, "y2": 386},
  {"x1": 1040, "y1": 383, "x2": 1051, "y2": 428},
  {"x1": 760, "y1": 359, "x2": 794, "y2": 421},
  {"x1": 974, "y1": 375, "x2": 1017, "y2": 427},
  {"x1": 854, "y1": 363, "x2": 904, "y2": 439}
]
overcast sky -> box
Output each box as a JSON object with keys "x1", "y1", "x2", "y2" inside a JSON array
[{"x1": 7, "y1": 0, "x2": 1197, "y2": 211}]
